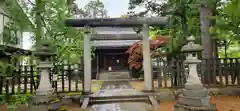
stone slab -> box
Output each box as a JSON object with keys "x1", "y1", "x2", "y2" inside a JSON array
[
  {"x1": 185, "y1": 83, "x2": 204, "y2": 90},
  {"x1": 177, "y1": 94, "x2": 211, "y2": 107},
  {"x1": 28, "y1": 95, "x2": 62, "y2": 111},
  {"x1": 174, "y1": 103, "x2": 216, "y2": 111},
  {"x1": 29, "y1": 95, "x2": 57, "y2": 105},
  {"x1": 81, "y1": 97, "x2": 90, "y2": 109},
  {"x1": 91, "y1": 89, "x2": 146, "y2": 97},
  {"x1": 182, "y1": 89, "x2": 209, "y2": 97},
  {"x1": 35, "y1": 88, "x2": 54, "y2": 95},
  {"x1": 88, "y1": 102, "x2": 153, "y2": 111}
]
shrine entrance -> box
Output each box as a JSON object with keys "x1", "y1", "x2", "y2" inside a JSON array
[
  {"x1": 95, "y1": 47, "x2": 129, "y2": 72},
  {"x1": 95, "y1": 47, "x2": 130, "y2": 80},
  {"x1": 65, "y1": 17, "x2": 168, "y2": 110},
  {"x1": 65, "y1": 17, "x2": 168, "y2": 93},
  {"x1": 105, "y1": 53, "x2": 127, "y2": 71},
  {"x1": 91, "y1": 28, "x2": 140, "y2": 80}
]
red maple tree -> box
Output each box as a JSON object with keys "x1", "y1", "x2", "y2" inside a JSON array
[{"x1": 126, "y1": 35, "x2": 169, "y2": 70}]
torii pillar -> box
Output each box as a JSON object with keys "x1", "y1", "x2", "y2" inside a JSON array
[
  {"x1": 83, "y1": 30, "x2": 92, "y2": 94},
  {"x1": 142, "y1": 24, "x2": 153, "y2": 91}
]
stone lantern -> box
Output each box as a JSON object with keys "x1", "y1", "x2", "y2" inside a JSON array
[
  {"x1": 174, "y1": 36, "x2": 216, "y2": 111},
  {"x1": 34, "y1": 41, "x2": 56, "y2": 95},
  {"x1": 28, "y1": 40, "x2": 62, "y2": 111}
]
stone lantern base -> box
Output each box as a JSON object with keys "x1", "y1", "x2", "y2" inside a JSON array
[
  {"x1": 174, "y1": 103, "x2": 216, "y2": 111},
  {"x1": 28, "y1": 93, "x2": 64, "y2": 111},
  {"x1": 174, "y1": 85, "x2": 216, "y2": 111}
]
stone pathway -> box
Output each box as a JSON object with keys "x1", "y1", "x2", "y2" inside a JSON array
[
  {"x1": 87, "y1": 81, "x2": 153, "y2": 111},
  {"x1": 99, "y1": 71, "x2": 130, "y2": 80}
]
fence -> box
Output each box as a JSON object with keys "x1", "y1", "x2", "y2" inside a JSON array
[
  {"x1": 154, "y1": 58, "x2": 240, "y2": 88},
  {"x1": 0, "y1": 63, "x2": 84, "y2": 95},
  {"x1": 0, "y1": 58, "x2": 239, "y2": 95}
]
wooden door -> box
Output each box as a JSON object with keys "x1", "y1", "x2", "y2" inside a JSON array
[{"x1": 106, "y1": 54, "x2": 125, "y2": 71}]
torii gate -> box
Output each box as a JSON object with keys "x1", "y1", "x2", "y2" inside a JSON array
[{"x1": 65, "y1": 17, "x2": 168, "y2": 94}]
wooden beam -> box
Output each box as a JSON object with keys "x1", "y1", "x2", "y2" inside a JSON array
[
  {"x1": 65, "y1": 17, "x2": 168, "y2": 27},
  {"x1": 92, "y1": 41, "x2": 137, "y2": 47},
  {"x1": 91, "y1": 34, "x2": 141, "y2": 40},
  {"x1": 96, "y1": 47, "x2": 129, "y2": 50},
  {"x1": 103, "y1": 52, "x2": 126, "y2": 55}
]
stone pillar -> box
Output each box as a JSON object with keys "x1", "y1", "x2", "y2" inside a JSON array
[
  {"x1": 142, "y1": 24, "x2": 153, "y2": 91},
  {"x1": 96, "y1": 53, "x2": 100, "y2": 80},
  {"x1": 28, "y1": 40, "x2": 62, "y2": 111},
  {"x1": 157, "y1": 57, "x2": 162, "y2": 88},
  {"x1": 83, "y1": 31, "x2": 92, "y2": 94},
  {"x1": 174, "y1": 36, "x2": 216, "y2": 111}
]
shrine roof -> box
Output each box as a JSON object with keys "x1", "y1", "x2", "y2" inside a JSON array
[{"x1": 0, "y1": 45, "x2": 32, "y2": 56}]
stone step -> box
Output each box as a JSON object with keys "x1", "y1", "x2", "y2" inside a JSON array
[
  {"x1": 92, "y1": 90, "x2": 146, "y2": 97},
  {"x1": 101, "y1": 74, "x2": 130, "y2": 76},
  {"x1": 100, "y1": 72, "x2": 130, "y2": 75},
  {"x1": 90, "y1": 97, "x2": 149, "y2": 104},
  {"x1": 91, "y1": 94, "x2": 148, "y2": 100},
  {"x1": 99, "y1": 72, "x2": 130, "y2": 80},
  {"x1": 90, "y1": 94, "x2": 150, "y2": 104}
]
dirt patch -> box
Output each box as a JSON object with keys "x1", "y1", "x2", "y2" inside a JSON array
[
  {"x1": 154, "y1": 101, "x2": 176, "y2": 111},
  {"x1": 66, "y1": 104, "x2": 86, "y2": 111},
  {"x1": 153, "y1": 96, "x2": 240, "y2": 111},
  {"x1": 67, "y1": 108, "x2": 85, "y2": 111},
  {"x1": 130, "y1": 81, "x2": 240, "y2": 95},
  {"x1": 131, "y1": 81, "x2": 240, "y2": 111},
  {"x1": 211, "y1": 96, "x2": 240, "y2": 111},
  {"x1": 130, "y1": 80, "x2": 174, "y2": 90},
  {"x1": 130, "y1": 80, "x2": 160, "y2": 91}
]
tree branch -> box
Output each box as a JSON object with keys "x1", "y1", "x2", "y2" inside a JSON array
[
  {"x1": 39, "y1": 14, "x2": 52, "y2": 35},
  {"x1": 26, "y1": 0, "x2": 36, "y2": 6}
]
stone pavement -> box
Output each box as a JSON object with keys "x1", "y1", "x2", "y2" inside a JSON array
[{"x1": 87, "y1": 81, "x2": 153, "y2": 111}]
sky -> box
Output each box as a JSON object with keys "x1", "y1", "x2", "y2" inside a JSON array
[
  {"x1": 23, "y1": 0, "x2": 130, "y2": 50},
  {"x1": 75, "y1": 0, "x2": 129, "y2": 17}
]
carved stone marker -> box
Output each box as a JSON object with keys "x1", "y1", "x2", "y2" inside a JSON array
[
  {"x1": 28, "y1": 41, "x2": 63, "y2": 111},
  {"x1": 174, "y1": 36, "x2": 216, "y2": 111}
]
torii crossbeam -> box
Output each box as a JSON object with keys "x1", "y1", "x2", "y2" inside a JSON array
[{"x1": 65, "y1": 17, "x2": 168, "y2": 27}]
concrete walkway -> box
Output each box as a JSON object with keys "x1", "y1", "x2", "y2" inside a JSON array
[{"x1": 87, "y1": 81, "x2": 153, "y2": 111}]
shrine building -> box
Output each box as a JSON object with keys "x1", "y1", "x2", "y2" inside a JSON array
[{"x1": 90, "y1": 27, "x2": 140, "y2": 79}]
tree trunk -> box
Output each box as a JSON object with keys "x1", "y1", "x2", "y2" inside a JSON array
[
  {"x1": 181, "y1": 14, "x2": 189, "y2": 38},
  {"x1": 211, "y1": 0, "x2": 220, "y2": 84},
  {"x1": 224, "y1": 40, "x2": 228, "y2": 58},
  {"x1": 211, "y1": 0, "x2": 220, "y2": 59},
  {"x1": 35, "y1": 0, "x2": 44, "y2": 45},
  {"x1": 200, "y1": 1, "x2": 214, "y2": 84}
]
